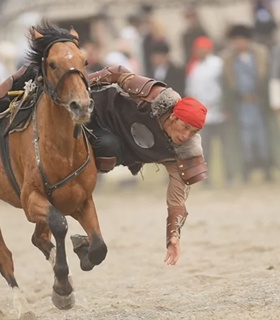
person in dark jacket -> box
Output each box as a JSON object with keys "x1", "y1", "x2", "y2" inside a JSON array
[
  {"x1": 222, "y1": 24, "x2": 274, "y2": 182},
  {"x1": 181, "y1": 3, "x2": 208, "y2": 65},
  {"x1": 148, "y1": 40, "x2": 185, "y2": 97}
]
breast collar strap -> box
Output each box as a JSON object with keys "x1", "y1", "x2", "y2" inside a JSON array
[{"x1": 32, "y1": 102, "x2": 90, "y2": 203}]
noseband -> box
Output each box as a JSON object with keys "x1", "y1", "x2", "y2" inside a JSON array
[{"x1": 40, "y1": 39, "x2": 90, "y2": 105}]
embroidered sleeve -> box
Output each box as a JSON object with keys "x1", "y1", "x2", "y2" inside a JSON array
[{"x1": 163, "y1": 161, "x2": 190, "y2": 208}]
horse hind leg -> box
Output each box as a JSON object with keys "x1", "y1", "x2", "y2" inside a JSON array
[{"x1": 0, "y1": 228, "x2": 36, "y2": 320}]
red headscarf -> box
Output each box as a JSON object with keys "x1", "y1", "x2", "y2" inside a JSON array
[
  {"x1": 186, "y1": 36, "x2": 214, "y2": 75},
  {"x1": 173, "y1": 97, "x2": 207, "y2": 129},
  {"x1": 193, "y1": 36, "x2": 214, "y2": 51}
]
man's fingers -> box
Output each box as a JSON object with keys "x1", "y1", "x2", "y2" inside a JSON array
[
  {"x1": 164, "y1": 253, "x2": 172, "y2": 264},
  {"x1": 164, "y1": 253, "x2": 178, "y2": 265},
  {"x1": 164, "y1": 240, "x2": 180, "y2": 265}
]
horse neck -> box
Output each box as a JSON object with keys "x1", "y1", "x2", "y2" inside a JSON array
[{"x1": 39, "y1": 95, "x2": 85, "y2": 160}]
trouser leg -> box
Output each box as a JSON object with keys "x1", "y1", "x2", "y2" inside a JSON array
[
  {"x1": 0, "y1": 95, "x2": 10, "y2": 113},
  {"x1": 88, "y1": 118, "x2": 124, "y2": 173}
]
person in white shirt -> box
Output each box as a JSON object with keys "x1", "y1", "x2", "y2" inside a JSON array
[
  {"x1": 269, "y1": 42, "x2": 280, "y2": 122},
  {"x1": 185, "y1": 36, "x2": 232, "y2": 187}
]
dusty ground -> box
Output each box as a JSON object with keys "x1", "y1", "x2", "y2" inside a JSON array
[{"x1": 0, "y1": 178, "x2": 280, "y2": 320}]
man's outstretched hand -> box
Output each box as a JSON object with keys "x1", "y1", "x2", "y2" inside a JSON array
[{"x1": 164, "y1": 236, "x2": 180, "y2": 265}]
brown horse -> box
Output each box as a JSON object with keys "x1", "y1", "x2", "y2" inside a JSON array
[{"x1": 0, "y1": 22, "x2": 107, "y2": 319}]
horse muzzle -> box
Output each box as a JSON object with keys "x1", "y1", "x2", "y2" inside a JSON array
[{"x1": 69, "y1": 98, "x2": 94, "y2": 124}]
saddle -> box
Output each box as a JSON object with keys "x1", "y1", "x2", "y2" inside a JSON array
[
  {"x1": 0, "y1": 64, "x2": 29, "y2": 99},
  {"x1": 0, "y1": 66, "x2": 38, "y2": 197},
  {"x1": 0, "y1": 63, "x2": 38, "y2": 133},
  {"x1": 0, "y1": 81, "x2": 37, "y2": 135}
]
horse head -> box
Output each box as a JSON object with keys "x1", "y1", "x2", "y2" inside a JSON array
[{"x1": 29, "y1": 21, "x2": 94, "y2": 124}]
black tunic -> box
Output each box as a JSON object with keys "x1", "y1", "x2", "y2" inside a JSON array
[{"x1": 89, "y1": 85, "x2": 175, "y2": 166}]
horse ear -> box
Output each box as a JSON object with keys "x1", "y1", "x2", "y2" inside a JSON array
[
  {"x1": 70, "y1": 26, "x2": 79, "y2": 45},
  {"x1": 32, "y1": 26, "x2": 44, "y2": 39}
]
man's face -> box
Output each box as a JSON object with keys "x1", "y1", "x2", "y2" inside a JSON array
[
  {"x1": 231, "y1": 37, "x2": 250, "y2": 53},
  {"x1": 150, "y1": 53, "x2": 169, "y2": 66},
  {"x1": 168, "y1": 114, "x2": 200, "y2": 145},
  {"x1": 194, "y1": 47, "x2": 211, "y2": 60}
]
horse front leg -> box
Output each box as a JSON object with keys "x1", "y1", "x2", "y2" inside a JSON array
[
  {"x1": 31, "y1": 222, "x2": 54, "y2": 259},
  {"x1": 48, "y1": 206, "x2": 74, "y2": 310},
  {"x1": 71, "y1": 197, "x2": 107, "y2": 271},
  {"x1": 23, "y1": 191, "x2": 74, "y2": 310},
  {"x1": 31, "y1": 222, "x2": 74, "y2": 288}
]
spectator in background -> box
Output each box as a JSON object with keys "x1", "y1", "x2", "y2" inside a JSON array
[
  {"x1": 119, "y1": 14, "x2": 145, "y2": 75},
  {"x1": 222, "y1": 25, "x2": 273, "y2": 183},
  {"x1": 0, "y1": 41, "x2": 17, "y2": 75},
  {"x1": 185, "y1": 36, "x2": 232, "y2": 187},
  {"x1": 251, "y1": 0, "x2": 277, "y2": 49},
  {"x1": 268, "y1": 41, "x2": 280, "y2": 167},
  {"x1": 181, "y1": 3, "x2": 208, "y2": 66},
  {"x1": 82, "y1": 40, "x2": 105, "y2": 73},
  {"x1": 138, "y1": 4, "x2": 167, "y2": 76},
  {"x1": 269, "y1": 43, "x2": 280, "y2": 121},
  {"x1": 0, "y1": 61, "x2": 8, "y2": 83},
  {"x1": 104, "y1": 38, "x2": 139, "y2": 73},
  {"x1": 148, "y1": 40, "x2": 185, "y2": 97}
]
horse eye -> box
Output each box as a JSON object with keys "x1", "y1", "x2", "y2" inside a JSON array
[
  {"x1": 49, "y1": 61, "x2": 56, "y2": 70},
  {"x1": 85, "y1": 60, "x2": 88, "y2": 67}
]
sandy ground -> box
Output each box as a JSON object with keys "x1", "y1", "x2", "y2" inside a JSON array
[{"x1": 0, "y1": 179, "x2": 280, "y2": 320}]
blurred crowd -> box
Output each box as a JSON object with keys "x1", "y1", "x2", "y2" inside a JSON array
[{"x1": 1, "y1": 0, "x2": 280, "y2": 188}]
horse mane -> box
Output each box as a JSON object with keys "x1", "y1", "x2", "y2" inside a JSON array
[{"x1": 26, "y1": 20, "x2": 78, "y2": 71}]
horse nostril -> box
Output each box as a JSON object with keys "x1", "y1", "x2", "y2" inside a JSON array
[{"x1": 70, "y1": 101, "x2": 80, "y2": 113}]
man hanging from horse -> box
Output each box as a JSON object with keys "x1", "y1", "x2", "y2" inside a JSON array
[
  {"x1": 0, "y1": 63, "x2": 208, "y2": 266},
  {"x1": 80, "y1": 65, "x2": 208, "y2": 266}
]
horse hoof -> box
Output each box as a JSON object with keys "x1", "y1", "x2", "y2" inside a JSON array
[
  {"x1": 70, "y1": 234, "x2": 89, "y2": 251},
  {"x1": 51, "y1": 290, "x2": 75, "y2": 310},
  {"x1": 88, "y1": 236, "x2": 108, "y2": 266},
  {"x1": 81, "y1": 254, "x2": 95, "y2": 271},
  {"x1": 19, "y1": 311, "x2": 37, "y2": 320}
]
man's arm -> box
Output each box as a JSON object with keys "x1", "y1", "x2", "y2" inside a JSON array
[
  {"x1": 162, "y1": 161, "x2": 190, "y2": 265},
  {"x1": 88, "y1": 65, "x2": 167, "y2": 109},
  {"x1": 161, "y1": 134, "x2": 207, "y2": 265}
]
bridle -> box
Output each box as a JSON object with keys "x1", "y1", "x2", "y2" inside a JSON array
[
  {"x1": 33, "y1": 38, "x2": 92, "y2": 202},
  {"x1": 39, "y1": 38, "x2": 91, "y2": 105}
]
